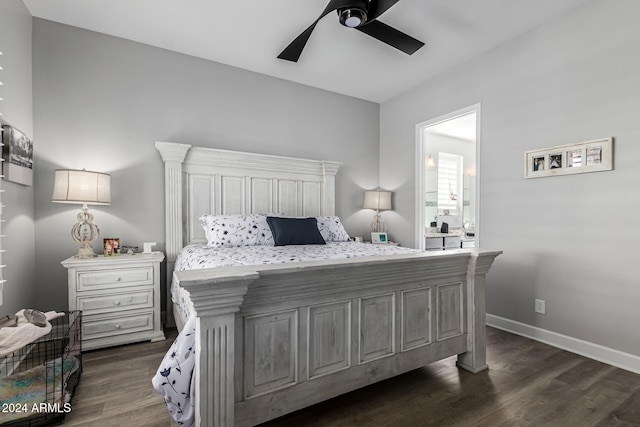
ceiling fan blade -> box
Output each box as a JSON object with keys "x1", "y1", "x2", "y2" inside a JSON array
[
  {"x1": 278, "y1": 0, "x2": 359, "y2": 62},
  {"x1": 356, "y1": 19, "x2": 424, "y2": 55},
  {"x1": 367, "y1": 0, "x2": 401, "y2": 21},
  {"x1": 277, "y1": 22, "x2": 320, "y2": 62}
]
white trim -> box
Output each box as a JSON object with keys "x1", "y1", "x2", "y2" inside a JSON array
[
  {"x1": 415, "y1": 104, "x2": 481, "y2": 250},
  {"x1": 487, "y1": 314, "x2": 640, "y2": 375}
]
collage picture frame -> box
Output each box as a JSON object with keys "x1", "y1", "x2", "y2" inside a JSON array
[{"x1": 524, "y1": 137, "x2": 613, "y2": 179}]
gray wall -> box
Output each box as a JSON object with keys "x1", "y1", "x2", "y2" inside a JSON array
[
  {"x1": 0, "y1": 0, "x2": 36, "y2": 313},
  {"x1": 380, "y1": 0, "x2": 640, "y2": 357},
  {"x1": 32, "y1": 19, "x2": 380, "y2": 311}
]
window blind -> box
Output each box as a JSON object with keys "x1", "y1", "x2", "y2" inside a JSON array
[
  {"x1": 437, "y1": 152, "x2": 463, "y2": 215},
  {"x1": 0, "y1": 50, "x2": 6, "y2": 303}
]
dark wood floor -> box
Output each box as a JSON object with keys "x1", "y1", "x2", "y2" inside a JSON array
[{"x1": 62, "y1": 327, "x2": 640, "y2": 427}]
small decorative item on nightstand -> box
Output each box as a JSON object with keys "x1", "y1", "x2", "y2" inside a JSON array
[
  {"x1": 371, "y1": 232, "x2": 388, "y2": 244},
  {"x1": 122, "y1": 245, "x2": 139, "y2": 255},
  {"x1": 61, "y1": 251, "x2": 165, "y2": 350},
  {"x1": 103, "y1": 238, "x2": 120, "y2": 256}
]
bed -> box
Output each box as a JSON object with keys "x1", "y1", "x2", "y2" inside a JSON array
[{"x1": 154, "y1": 142, "x2": 501, "y2": 427}]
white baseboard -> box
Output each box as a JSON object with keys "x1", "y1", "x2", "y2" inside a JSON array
[{"x1": 486, "y1": 314, "x2": 640, "y2": 375}]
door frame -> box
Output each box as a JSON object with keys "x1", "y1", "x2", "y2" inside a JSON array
[{"x1": 414, "y1": 104, "x2": 481, "y2": 250}]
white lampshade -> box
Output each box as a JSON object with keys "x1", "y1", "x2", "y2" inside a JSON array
[
  {"x1": 52, "y1": 169, "x2": 111, "y2": 205},
  {"x1": 363, "y1": 190, "x2": 392, "y2": 211}
]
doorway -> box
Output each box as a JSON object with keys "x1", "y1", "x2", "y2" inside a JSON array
[{"x1": 415, "y1": 104, "x2": 480, "y2": 250}]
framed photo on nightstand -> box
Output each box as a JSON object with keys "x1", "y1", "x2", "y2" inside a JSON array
[
  {"x1": 103, "y1": 238, "x2": 120, "y2": 256},
  {"x1": 371, "y1": 232, "x2": 388, "y2": 244}
]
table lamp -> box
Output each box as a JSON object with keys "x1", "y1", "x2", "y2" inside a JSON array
[
  {"x1": 363, "y1": 189, "x2": 392, "y2": 232},
  {"x1": 52, "y1": 169, "x2": 111, "y2": 258}
]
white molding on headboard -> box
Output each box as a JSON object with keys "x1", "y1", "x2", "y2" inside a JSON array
[
  {"x1": 156, "y1": 142, "x2": 342, "y2": 261},
  {"x1": 184, "y1": 146, "x2": 341, "y2": 176}
]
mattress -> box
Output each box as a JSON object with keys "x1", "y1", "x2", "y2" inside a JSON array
[{"x1": 171, "y1": 242, "x2": 420, "y2": 324}]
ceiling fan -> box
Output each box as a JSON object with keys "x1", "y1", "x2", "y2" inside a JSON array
[{"x1": 278, "y1": 0, "x2": 424, "y2": 62}]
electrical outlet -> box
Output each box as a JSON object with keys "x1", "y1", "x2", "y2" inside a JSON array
[{"x1": 535, "y1": 299, "x2": 546, "y2": 314}]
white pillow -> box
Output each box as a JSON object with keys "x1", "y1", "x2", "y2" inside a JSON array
[
  {"x1": 315, "y1": 216, "x2": 350, "y2": 242},
  {"x1": 199, "y1": 214, "x2": 276, "y2": 247}
]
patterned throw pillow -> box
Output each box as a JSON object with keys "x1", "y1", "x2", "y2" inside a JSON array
[
  {"x1": 199, "y1": 214, "x2": 276, "y2": 247},
  {"x1": 315, "y1": 216, "x2": 350, "y2": 242}
]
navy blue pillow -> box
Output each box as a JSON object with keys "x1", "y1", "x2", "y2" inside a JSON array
[{"x1": 266, "y1": 217, "x2": 326, "y2": 246}]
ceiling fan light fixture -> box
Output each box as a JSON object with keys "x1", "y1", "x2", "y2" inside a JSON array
[
  {"x1": 339, "y1": 8, "x2": 367, "y2": 28},
  {"x1": 278, "y1": 0, "x2": 424, "y2": 62}
]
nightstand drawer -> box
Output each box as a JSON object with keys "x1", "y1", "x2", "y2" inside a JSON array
[
  {"x1": 83, "y1": 311, "x2": 154, "y2": 340},
  {"x1": 77, "y1": 266, "x2": 154, "y2": 291},
  {"x1": 77, "y1": 290, "x2": 154, "y2": 315}
]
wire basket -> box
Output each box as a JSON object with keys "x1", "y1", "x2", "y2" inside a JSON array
[{"x1": 0, "y1": 311, "x2": 82, "y2": 427}]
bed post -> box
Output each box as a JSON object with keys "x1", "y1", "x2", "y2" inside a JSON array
[
  {"x1": 177, "y1": 271, "x2": 258, "y2": 427},
  {"x1": 321, "y1": 161, "x2": 341, "y2": 215},
  {"x1": 155, "y1": 141, "x2": 192, "y2": 326},
  {"x1": 457, "y1": 249, "x2": 502, "y2": 372}
]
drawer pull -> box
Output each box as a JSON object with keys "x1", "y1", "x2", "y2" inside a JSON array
[
  {"x1": 114, "y1": 324, "x2": 121, "y2": 329},
  {"x1": 115, "y1": 277, "x2": 122, "y2": 281},
  {"x1": 114, "y1": 301, "x2": 121, "y2": 306}
]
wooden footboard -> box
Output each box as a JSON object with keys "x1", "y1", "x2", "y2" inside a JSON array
[{"x1": 175, "y1": 249, "x2": 500, "y2": 427}]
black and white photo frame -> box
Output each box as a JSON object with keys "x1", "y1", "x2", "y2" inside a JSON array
[
  {"x1": 524, "y1": 137, "x2": 612, "y2": 179},
  {"x1": 2, "y1": 124, "x2": 34, "y2": 186}
]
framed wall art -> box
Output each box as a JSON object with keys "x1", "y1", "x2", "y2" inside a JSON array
[
  {"x1": 524, "y1": 137, "x2": 612, "y2": 179},
  {"x1": 1, "y1": 124, "x2": 34, "y2": 186}
]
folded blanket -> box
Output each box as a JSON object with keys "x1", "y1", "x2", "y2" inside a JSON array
[{"x1": 0, "y1": 310, "x2": 66, "y2": 357}]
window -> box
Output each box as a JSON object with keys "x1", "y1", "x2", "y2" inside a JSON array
[
  {"x1": 437, "y1": 152, "x2": 463, "y2": 216},
  {"x1": 0, "y1": 50, "x2": 6, "y2": 303}
]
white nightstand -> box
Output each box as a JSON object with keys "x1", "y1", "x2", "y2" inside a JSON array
[{"x1": 62, "y1": 252, "x2": 166, "y2": 350}]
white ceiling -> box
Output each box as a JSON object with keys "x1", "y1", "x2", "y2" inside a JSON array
[{"x1": 23, "y1": 0, "x2": 589, "y2": 103}]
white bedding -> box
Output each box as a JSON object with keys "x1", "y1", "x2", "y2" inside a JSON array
[
  {"x1": 171, "y1": 242, "x2": 420, "y2": 324},
  {"x1": 175, "y1": 241, "x2": 418, "y2": 269}
]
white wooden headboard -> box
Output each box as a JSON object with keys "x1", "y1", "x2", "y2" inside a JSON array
[{"x1": 155, "y1": 142, "x2": 342, "y2": 265}]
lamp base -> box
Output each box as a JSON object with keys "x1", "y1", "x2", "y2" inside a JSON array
[
  {"x1": 71, "y1": 205, "x2": 100, "y2": 258},
  {"x1": 370, "y1": 213, "x2": 385, "y2": 233},
  {"x1": 75, "y1": 245, "x2": 98, "y2": 259}
]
